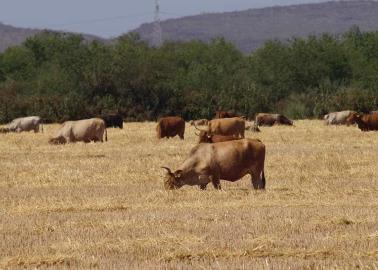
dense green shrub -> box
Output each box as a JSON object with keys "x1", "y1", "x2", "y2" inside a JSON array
[{"x1": 1, "y1": 28, "x2": 378, "y2": 123}]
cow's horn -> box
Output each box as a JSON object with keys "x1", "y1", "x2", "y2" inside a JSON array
[{"x1": 161, "y1": 167, "x2": 173, "y2": 174}]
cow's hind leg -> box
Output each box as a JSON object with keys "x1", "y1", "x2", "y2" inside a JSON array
[{"x1": 251, "y1": 170, "x2": 265, "y2": 190}]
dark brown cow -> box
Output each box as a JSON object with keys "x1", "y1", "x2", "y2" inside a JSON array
[
  {"x1": 346, "y1": 112, "x2": 378, "y2": 131},
  {"x1": 156, "y1": 116, "x2": 185, "y2": 139},
  {"x1": 101, "y1": 113, "x2": 123, "y2": 129},
  {"x1": 214, "y1": 111, "x2": 238, "y2": 119},
  {"x1": 162, "y1": 138, "x2": 266, "y2": 190},
  {"x1": 255, "y1": 113, "x2": 293, "y2": 126}
]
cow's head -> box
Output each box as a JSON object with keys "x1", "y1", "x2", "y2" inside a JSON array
[
  {"x1": 162, "y1": 167, "x2": 184, "y2": 190},
  {"x1": 346, "y1": 112, "x2": 358, "y2": 126},
  {"x1": 195, "y1": 130, "x2": 212, "y2": 143},
  {"x1": 279, "y1": 115, "x2": 293, "y2": 125},
  {"x1": 48, "y1": 136, "x2": 67, "y2": 145},
  {"x1": 0, "y1": 127, "x2": 10, "y2": 133},
  {"x1": 194, "y1": 123, "x2": 210, "y2": 143}
]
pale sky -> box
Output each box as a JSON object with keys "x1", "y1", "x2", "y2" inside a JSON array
[{"x1": 0, "y1": 0, "x2": 331, "y2": 38}]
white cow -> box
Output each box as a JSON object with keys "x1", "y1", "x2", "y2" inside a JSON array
[
  {"x1": 6, "y1": 116, "x2": 43, "y2": 133},
  {"x1": 324, "y1": 111, "x2": 356, "y2": 125}
]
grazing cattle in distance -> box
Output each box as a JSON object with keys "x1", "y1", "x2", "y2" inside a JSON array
[
  {"x1": 101, "y1": 113, "x2": 123, "y2": 129},
  {"x1": 49, "y1": 118, "x2": 107, "y2": 144},
  {"x1": 370, "y1": 110, "x2": 378, "y2": 114},
  {"x1": 214, "y1": 111, "x2": 238, "y2": 119},
  {"x1": 324, "y1": 110, "x2": 356, "y2": 125},
  {"x1": 162, "y1": 138, "x2": 266, "y2": 190},
  {"x1": 5, "y1": 116, "x2": 43, "y2": 133},
  {"x1": 346, "y1": 112, "x2": 378, "y2": 131},
  {"x1": 189, "y1": 119, "x2": 208, "y2": 126},
  {"x1": 156, "y1": 116, "x2": 185, "y2": 140},
  {"x1": 255, "y1": 113, "x2": 293, "y2": 126}
]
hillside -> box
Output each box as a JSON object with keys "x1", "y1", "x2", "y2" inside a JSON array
[
  {"x1": 0, "y1": 23, "x2": 40, "y2": 52},
  {"x1": 0, "y1": 23, "x2": 106, "y2": 52},
  {"x1": 133, "y1": 1, "x2": 378, "y2": 53}
]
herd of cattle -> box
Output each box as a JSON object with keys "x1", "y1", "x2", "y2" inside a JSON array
[{"x1": 1, "y1": 109, "x2": 378, "y2": 191}]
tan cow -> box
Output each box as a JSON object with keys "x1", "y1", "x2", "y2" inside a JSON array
[
  {"x1": 203, "y1": 117, "x2": 245, "y2": 138},
  {"x1": 162, "y1": 138, "x2": 266, "y2": 190},
  {"x1": 49, "y1": 118, "x2": 107, "y2": 144}
]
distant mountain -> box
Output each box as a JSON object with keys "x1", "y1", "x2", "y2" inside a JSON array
[
  {"x1": 133, "y1": 1, "x2": 378, "y2": 53},
  {"x1": 0, "y1": 23, "x2": 40, "y2": 52},
  {"x1": 0, "y1": 22, "x2": 107, "y2": 52}
]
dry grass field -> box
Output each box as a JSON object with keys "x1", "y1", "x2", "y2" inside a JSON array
[{"x1": 1, "y1": 120, "x2": 378, "y2": 269}]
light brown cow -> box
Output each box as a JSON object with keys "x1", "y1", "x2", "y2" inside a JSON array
[
  {"x1": 347, "y1": 112, "x2": 378, "y2": 131},
  {"x1": 162, "y1": 138, "x2": 266, "y2": 190},
  {"x1": 49, "y1": 118, "x2": 107, "y2": 144},
  {"x1": 200, "y1": 117, "x2": 245, "y2": 138},
  {"x1": 156, "y1": 116, "x2": 185, "y2": 140}
]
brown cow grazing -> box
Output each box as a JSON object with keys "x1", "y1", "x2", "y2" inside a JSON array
[
  {"x1": 189, "y1": 119, "x2": 208, "y2": 126},
  {"x1": 346, "y1": 112, "x2": 378, "y2": 131},
  {"x1": 203, "y1": 117, "x2": 245, "y2": 138},
  {"x1": 49, "y1": 118, "x2": 107, "y2": 144},
  {"x1": 162, "y1": 138, "x2": 266, "y2": 190},
  {"x1": 214, "y1": 111, "x2": 238, "y2": 119},
  {"x1": 255, "y1": 113, "x2": 293, "y2": 126},
  {"x1": 156, "y1": 116, "x2": 185, "y2": 140}
]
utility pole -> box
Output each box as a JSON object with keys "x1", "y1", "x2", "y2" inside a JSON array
[{"x1": 152, "y1": 0, "x2": 163, "y2": 47}]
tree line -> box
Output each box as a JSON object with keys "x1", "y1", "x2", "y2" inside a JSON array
[{"x1": 0, "y1": 27, "x2": 378, "y2": 123}]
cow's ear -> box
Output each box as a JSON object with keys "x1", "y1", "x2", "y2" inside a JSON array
[{"x1": 174, "y1": 170, "x2": 183, "y2": 178}]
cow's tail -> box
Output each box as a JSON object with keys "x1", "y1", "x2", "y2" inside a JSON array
[
  {"x1": 40, "y1": 121, "x2": 44, "y2": 133},
  {"x1": 105, "y1": 128, "x2": 108, "y2": 142},
  {"x1": 261, "y1": 170, "x2": 266, "y2": 189}
]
